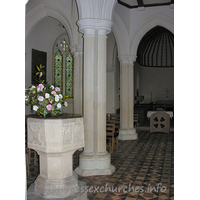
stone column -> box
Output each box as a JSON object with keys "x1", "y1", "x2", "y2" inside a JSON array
[
  {"x1": 75, "y1": 19, "x2": 115, "y2": 176},
  {"x1": 73, "y1": 43, "x2": 83, "y2": 115},
  {"x1": 118, "y1": 55, "x2": 138, "y2": 140}
]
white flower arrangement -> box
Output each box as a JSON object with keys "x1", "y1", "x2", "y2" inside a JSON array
[{"x1": 25, "y1": 83, "x2": 68, "y2": 117}]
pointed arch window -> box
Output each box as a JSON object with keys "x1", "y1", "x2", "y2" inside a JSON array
[
  {"x1": 54, "y1": 50, "x2": 63, "y2": 92},
  {"x1": 53, "y1": 36, "x2": 73, "y2": 98}
]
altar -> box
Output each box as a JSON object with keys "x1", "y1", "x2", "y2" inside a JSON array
[
  {"x1": 147, "y1": 111, "x2": 173, "y2": 133},
  {"x1": 147, "y1": 111, "x2": 174, "y2": 119}
]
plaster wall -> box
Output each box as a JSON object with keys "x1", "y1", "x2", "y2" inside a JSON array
[
  {"x1": 129, "y1": 5, "x2": 174, "y2": 35},
  {"x1": 114, "y1": 3, "x2": 130, "y2": 32},
  {"x1": 26, "y1": 0, "x2": 73, "y2": 21},
  {"x1": 134, "y1": 62, "x2": 174, "y2": 103}
]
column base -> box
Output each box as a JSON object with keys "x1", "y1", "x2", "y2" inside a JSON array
[
  {"x1": 118, "y1": 128, "x2": 138, "y2": 140},
  {"x1": 75, "y1": 151, "x2": 115, "y2": 176},
  {"x1": 33, "y1": 172, "x2": 84, "y2": 199},
  {"x1": 27, "y1": 180, "x2": 87, "y2": 200}
]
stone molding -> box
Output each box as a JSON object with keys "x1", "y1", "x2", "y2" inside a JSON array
[
  {"x1": 77, "y1": 18, "x2": 113, "y2": 35},
  {"x1": 25, "y1": 2, "x2": 73, "y2": 43},
  {"x1": 118, "y1": 54, "x2": 137, "y2": 62},
  {"x1": 75, "y1": 43, "x2": 83, "y2": 53}
]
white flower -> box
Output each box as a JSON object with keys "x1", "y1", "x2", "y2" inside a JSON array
[
  {"x1": 57, "y1": 103, "x2": 62, "y2": 109},
  {"x1": 25, "y1": 95, "x2": 28, "y2": 101},
  {"x1": 55, "y1": 95, "x2": 59, "y2": 102},
  {"x1": 50, "y1": 85, "x2": 54, "y2": 90},
  {"x1": 45, "y1": 93, "x2": 50, "y2": 99},
  {"x1": 64, "y1": 101, "x2": 68, "y2": 107},
  {"x1": 38, "y1": 96, "x2": 44, "y2": 101},
  {"x1": 33, "y1": 105, "x2": 38, "y2": 111},
  {"x1": 59, "y1": 94, "x2": 63, "y2": 99},
  {"x1": 30, "y1": 85, "x2": 36, "y2": 90}
]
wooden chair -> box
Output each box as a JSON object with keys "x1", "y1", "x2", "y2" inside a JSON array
[
  {"x1": 150, "y1": 112, "x2": 170, "y2": 133},
  {"x1": 106, "y1": 113, "x2": 111, "y2": 120},
  {"x1": 134, "y1": 114, "x2": 139, "y2": 131},
  {"x1": 106, "y1": 120, "x2": 119, "y2": 153},
  {"x1": 110, "y1": 113, "x2": 120, "y2": 121},
  {"x1": 110, "y1": 113, "x2": 120, "y2": 130}
]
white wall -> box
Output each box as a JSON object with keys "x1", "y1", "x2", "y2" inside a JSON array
[
  {"x1": 134, "y1": 62, "x2": 174, "y2": 103},
  {"x1": 129, "y1": 5, "x2": 174, "y2": 35}
]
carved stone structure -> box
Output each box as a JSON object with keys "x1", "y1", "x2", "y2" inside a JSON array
[{"x1": 27, "y1": 114, "x2": 87, "y2": 199}]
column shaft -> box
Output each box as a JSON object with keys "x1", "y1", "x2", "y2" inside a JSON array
[
  {"x1": 83, "y1": 32, "x2": 95, "y2": 154},
  {"x1": 118, "y1": 57, "x2": 138, "y2": 140},
  {"x1": 75, "y1": 28, "x2": 115, "y2": 176},
  {"x1": 97, "y1": 31, "x2": 107, "y2": 154},
  {"x1": 128, "y1": 62, "x2": 134, "y2": 129},
  {"x1": 120, "y1": 61, "x2": 129, "y2": 129}
]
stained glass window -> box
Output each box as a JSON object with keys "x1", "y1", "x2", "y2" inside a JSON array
[
  {"x1": 60, "y1": 40, "x2": 68, "y2": 51},
  {"x1": 54, "y1": 38, "x2": 73, "y2": 98},
  {"x1": 54, "y1": 50, "x2": 63, "y2": 93},
  {"x1": 65, "y1": 52, "x2": 73, "y2": 98}
]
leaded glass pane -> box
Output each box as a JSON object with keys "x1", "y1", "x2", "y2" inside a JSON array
[
  {"x1": 65, "y1": 52, "x2": 73, "y2": 98},
  {"x1": 60, "y1": 40, "x2": 68, "y2": 51},
  {"x1": 54, "y1": 50, "x2": 63, "y2": 93}
]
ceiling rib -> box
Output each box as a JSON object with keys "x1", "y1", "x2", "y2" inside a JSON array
[
  {"x1": 118, "y1": 0, "x2": 173, "y2": 9},
  {"x1": 137, "y1": 0, "x2": 144, "y2": 7}
]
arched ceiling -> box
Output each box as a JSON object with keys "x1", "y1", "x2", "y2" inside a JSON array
[{"x1": 136, "y1": 26, "x2": 174, "y2": 67}]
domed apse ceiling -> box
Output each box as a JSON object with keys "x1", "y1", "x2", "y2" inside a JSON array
[
  {"x1": 118, "y1": 0, "x2": 174, "y2": 9},
  {"x1": 136, "y1": 26, "x2": 174, "y2": 67}
]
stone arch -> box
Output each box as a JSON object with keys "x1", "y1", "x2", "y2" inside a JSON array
[
  {"x1": 107, "y1": 32, "x2": 117, "y2": 66},
  {"x1": 130, "y1": 14, "x2": 174, "y2": 57},
  {"x1": 25, "y1": 2, "x2": 73, "y2": 45},
  {"x1": 112, "y1": 10, "x2": 130, "y2": 56}
]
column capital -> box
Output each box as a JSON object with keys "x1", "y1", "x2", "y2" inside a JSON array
[
  {"x1": 129, "y1": 55, "x2": 137, "y2": 62},
  {"x1": 118, "y1": 54, "x2": 137, "y2": 62},
  {"x1": 77, "y1": 18, "x2": 113, "y2": 35},
  {"x1": 71, "y1": 44, "x2": 83, "y2": 55},
  {"x1": 75, "y1": 43, "x2": 83, "y2": 53},
  {"x1": 69, "y1": 45, "x2": 76, "y2": 54}
]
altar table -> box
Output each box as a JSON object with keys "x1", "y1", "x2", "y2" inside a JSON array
[
  {"x1": 147, "y1": 111, "x2": 173, "y2": 133},
  {"x1": 147, "y1": 111, "x2": 173, "y2": 119}
]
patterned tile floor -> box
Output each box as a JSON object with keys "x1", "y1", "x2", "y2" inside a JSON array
[{"x1": 27, "y1": 130, "x2": 174, "y2": 200}]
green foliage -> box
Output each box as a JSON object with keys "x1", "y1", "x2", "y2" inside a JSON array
[{"x1": 35, "y1": 64, "x2": 46, "y2": 84}]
